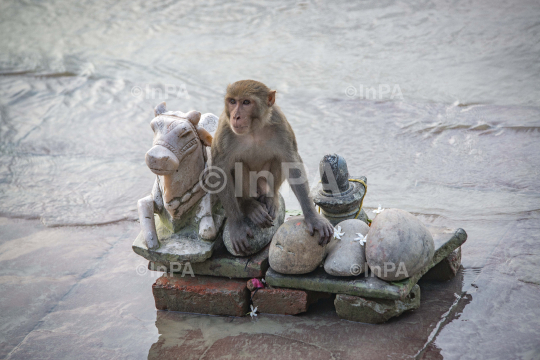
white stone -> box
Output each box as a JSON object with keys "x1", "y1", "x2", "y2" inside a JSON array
[{"x1": 324, "y1": 219, "x2": 370, "y2": 276}]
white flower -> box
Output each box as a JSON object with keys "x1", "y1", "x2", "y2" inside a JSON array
[
  {"x1": 334, "y1": 225, "x2": 345, "y2": 240},
  {"x1": 247, "y1": 305, "x2": 258, "y2": 318},
  {"x1": 354, "y1": 233, "x2": 367, "y2": 246},
  {"x1": 372, "y1": 204, "x2": 385, "y2": 214}
]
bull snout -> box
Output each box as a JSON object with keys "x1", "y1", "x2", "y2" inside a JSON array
[{"x1": 145, "y1": 145, "x2": 179, "y2": 175}]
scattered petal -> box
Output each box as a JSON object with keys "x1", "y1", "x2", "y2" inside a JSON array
[
  {"x1": 334, "y1": 225, "x2": 345, "y2": 240},
  {"x1": 251, "y1": 278, "x2": 264, "y2": 289},
  {"x1": 354, "y1": 233, "x2": 368, "y2": 246},
  {"x1": 372, "y1": 204, "x2": 385, "y2": 214},
  {"x1": 247, "y1": 304, "x2": 258, "y2": 318}
]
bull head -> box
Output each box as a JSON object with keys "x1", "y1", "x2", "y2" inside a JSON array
[{"x1": 145, "y1": 102, "x2": 212, "y2": 175}]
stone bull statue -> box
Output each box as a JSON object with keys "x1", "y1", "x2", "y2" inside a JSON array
[{"x1": 137, "y1": 102, "x2": 223, "y2": 251}]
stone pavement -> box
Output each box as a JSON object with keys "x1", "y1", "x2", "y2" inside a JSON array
[{"x1": 1, "y1": 217, "x2": 539, "y2": 359}]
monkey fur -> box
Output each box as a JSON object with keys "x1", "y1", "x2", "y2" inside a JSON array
[{"x1": 211, "y1": 80, "x2": 334, "y2": 255}]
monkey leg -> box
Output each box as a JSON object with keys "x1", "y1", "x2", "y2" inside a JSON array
[
  {"x1": 137, "y1": 195, "x2": 159, "y2": 249},
  {"x1": 239, "y1": 198, "x2": 273, "y2": 228},
  {"x1": 253, "y1": 160, "x2": 280, "y2": 219}
]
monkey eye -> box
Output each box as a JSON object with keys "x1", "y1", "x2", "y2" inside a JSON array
[
  {"x1": 229, "y1": 99, "x2": 236, "y2": 104},
  {"x1": 243, "y1": 100, "x2": 250, "y2": 105}
]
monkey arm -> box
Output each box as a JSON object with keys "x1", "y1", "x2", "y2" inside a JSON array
[
  {"x1": 286, "y1": 161, "x2": 317, "y2": 217},
  {"x1": 285, "y1": 154, "x2": 334, "y2": 245}
]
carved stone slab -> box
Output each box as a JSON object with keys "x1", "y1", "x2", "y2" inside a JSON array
[
  {"x1": 148, "y1": 242, "x2": 271, "y2": 278},
  {"x1": 133, "y1": 208, "x2": 226, "y2": 264},
  {"x1": 265, "y1": 226, "x2": 467, "y2": 300}
]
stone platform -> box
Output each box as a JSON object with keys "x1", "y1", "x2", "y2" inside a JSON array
[
  {"x1": 133, "y1": 210, "x2": 226, "y2": 265},
  {"x1": 149, "y1": 242, "x2": 270, "y2": 279},
  {"x1": 148, "y1": 226, "x2": 466, "y2": 322},
  {"x1": 335, "y1": 285, "x2": 421, "y2": 324},
  {"x1": 423, "y1": 247, "x2": 462, "y2": 281},
  {"x1": 265, "y1": 227, "x2": 467, "y2": 300}
]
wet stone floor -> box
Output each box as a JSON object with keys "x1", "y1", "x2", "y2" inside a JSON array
[{"x1": 1, "y1": 216, "x2": 539, "y2": 359}]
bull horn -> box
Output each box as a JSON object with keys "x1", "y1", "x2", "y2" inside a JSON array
[
  {"x1": 154, "y1": 102, "x2": 167, "y2": 117},
  {"x1": 186, "y1": 110, "x2": 201, "y2": 126}
]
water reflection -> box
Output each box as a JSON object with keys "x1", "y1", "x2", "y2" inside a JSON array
[{"x1": 147, "y1": 271, "x2": 464, "y2": 359}]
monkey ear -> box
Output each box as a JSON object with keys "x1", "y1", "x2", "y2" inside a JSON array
[
  {"x1": 187, "y1": 110, "x2": 201, "y2": 126},
  {"x1": 196, "y1": 127, "x2": 212, "y2": 146},
  {"x1": 268, "y1": 90, "x2": 276, "y2": 107},
  {"x1": 154, "y1": 102, "x2": 167, "y2": 117}
]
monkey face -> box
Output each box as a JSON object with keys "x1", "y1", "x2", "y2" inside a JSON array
[{"x1": 227, "y1": 97, "x2": 255, "y2": 135}]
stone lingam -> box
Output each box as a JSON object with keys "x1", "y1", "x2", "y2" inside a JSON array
[
  {"x1": 132, "y1": 102, "x2": 226, "y2": 265},
  {"x1": 311, "y1": 154, "x2": 369, "y2": 226}
]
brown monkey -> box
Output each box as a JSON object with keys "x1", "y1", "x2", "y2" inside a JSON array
[{"x1": 211, "y1": 80, "x2": 334, "y2": 255}]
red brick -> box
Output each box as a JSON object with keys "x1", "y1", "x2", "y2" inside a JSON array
[
  {"x1": 251, "y1": 288, "x2": 330, "y2": 315},
  {"x1": 152, "y1": 274, "x2": 250, "y2": 317}
]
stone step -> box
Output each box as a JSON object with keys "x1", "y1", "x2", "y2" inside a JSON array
[
  {"x1": 335, "y1": 285, "x2": 421, "y2": 324},
  {"x1": 133, "y1": 209, "x2": 227, "y2": 265},
  {"x1": 265, "y1": 227, "x2": 467, "y2": 300},
  {"x1": 422, "y1": 247, "x2": 461, "y2": 281},
  {"x1": 148, "y1": 243, "x2": 270, "y2": 279}
]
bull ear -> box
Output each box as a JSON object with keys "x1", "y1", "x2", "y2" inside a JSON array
[
  {"x1": 196, "y1": 127, "x2": 212, "y2": 146},
  {"x1": 154, "y1": 102, "x2": 167, "y2": 117},
  {"x1": 186, "y1": 110, "x2": 201, "y2": 126}
]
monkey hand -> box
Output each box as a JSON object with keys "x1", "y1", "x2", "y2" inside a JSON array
[
  {"x1": 229, "y1": 219, "x2": 254, "y2": 255},
  {"x1": 246, "y1": 199, "x2": 274, "y2": 228},
  {"x1": 304, "y1": 213, "x2": 334, "y2": 246},
  {"x1": 257, "y1": 194, "x2": 278, "y2": 220}
]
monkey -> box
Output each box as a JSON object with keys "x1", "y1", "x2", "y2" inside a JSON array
[{"x1": 211, "y1": 80, "x2": 334, "y2": 255}]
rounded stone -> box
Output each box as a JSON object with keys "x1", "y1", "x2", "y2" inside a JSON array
[
  {"x1": 324, "y1": 219, "x2": 370, "y2": 277},
  {"x1": 269, "y1": 216, "x2": 327, "y2": 274},
  {"x1": 365, "y1": 209, "x2": 435, "y2": 281},
  {"x1": 223, "y1": 194, "x2": 286, "y2": 257}
]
